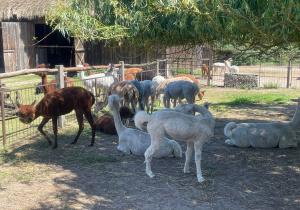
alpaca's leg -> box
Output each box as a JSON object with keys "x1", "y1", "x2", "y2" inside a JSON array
[
  {"x1": 150, "y1": 96, "x2": 154, "y2": 114},
  {"x1": 71, "y1": 110, "x2": 84, "y2": 145},
  {"x1": 52, "y1": 117, "x2": 59, "y2": 149},
  {"x1": 173, "y1": 98, "x2": 177, "y2": 108},
  {"x1": 184, "y1": 142, "x2": 194, "y2": 174},
  {"x1": 194, "y1": 140, "x2": 204, "y2": 182},
  {"x1": 38, "y1": 118, "x2": 51, "y2": 146},
  {"x1": 145, "y1": 126, "x2": 165, "y2": 178},
  {"x1": 84, "y1": 111, "x2": 96, "y2": 146}
]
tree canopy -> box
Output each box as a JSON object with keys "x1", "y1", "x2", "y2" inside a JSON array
[{"x1": 46, "y1": 0, "x2": 300, "y2": 57}]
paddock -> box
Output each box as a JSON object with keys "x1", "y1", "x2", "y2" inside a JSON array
[{"x1": 0, "y1": 87, "x2": 299, "y2": 209}]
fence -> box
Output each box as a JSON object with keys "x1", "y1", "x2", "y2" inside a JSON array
[
  {"x1": 0, "y1": 61, "x2": 166, "y2": 147},
  {"x1": 169, "y1": 58, "x2": 300, "y2": 88}
]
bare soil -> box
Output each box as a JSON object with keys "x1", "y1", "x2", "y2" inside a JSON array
[{"x1": 1, "y1": 97, "x2": 300, "y2": 209}]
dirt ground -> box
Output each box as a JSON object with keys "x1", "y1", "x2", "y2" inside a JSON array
[{"x1": 1, "y1": 99, "x2": 300, "y2": 209}]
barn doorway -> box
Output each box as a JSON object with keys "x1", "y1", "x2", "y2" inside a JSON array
[{"x1": 35, "y1": 24, "x2": 75, "y2": 68}]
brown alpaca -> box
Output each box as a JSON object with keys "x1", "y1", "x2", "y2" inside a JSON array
[
  {"x1": 201, "y1": 64, "x2": 212, "y2": 79},
  {"x1": 15, "y1": 86, "x2": 96, "y2": 149},
  {"x1": 125, "y1": 73, "x2": 135, "y2": 81},
  {"x1": 36, "y1": 72, "x2": 56, "y2": 94},
  {"x1": 83, "y1": 63, "x2": 102, "y2": 76},
  {"x1": 35, "y1": 63, "x2": 51, "y2": 68},
  {"x1": 36, "y1": 72, "x2": 75, "y2": 95},
  {"x1": 95, "y1": 106, "x2": 134, "y2": 135},
  {"x1": 124, "y1": 68, "x2": 143, "y2": 78}
]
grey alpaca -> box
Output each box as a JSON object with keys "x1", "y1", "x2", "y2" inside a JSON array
[
  {"x1": 129, "y1": 80, "x2": 144, "y2": 111},
  {"x1": 164, "y1": 81, "x2": 200, "y2": 108},
  {"x1": 224, "y1": 98, "x2": 300, "y2": 148},
  {"x1": 109, "y1": 94, "x2": 182, "y2": 158},
  {"x1": 140, "y1": 80, "x2": 156, "y2": 114}
]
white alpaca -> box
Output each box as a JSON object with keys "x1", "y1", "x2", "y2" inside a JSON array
[
  {"x1": 152, "y1": 76, "x2": 165, "y2": 106},
  {"x1": 224, "y1": 98, "x2": 300, "y2": 148},
  {"x1": 109, "y1": 94, "x2": 182, "y2": 157},
  {"x1": 163, "y1": 81, "x2": 200, "y2": 108},
  {"x1": 225, "y1": 58, "x2": 239, "y2": 73},
  {"x1": 79, "y1": 64, "x2": 118, "y2": 96},
  {"x1": 212, "y1": 62, "x2": 225, "y2": 75},
  {"x1": 134, "y1": 104, "x2": 215, "y2": 182}
]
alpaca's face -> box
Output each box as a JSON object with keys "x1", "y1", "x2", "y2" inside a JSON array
[{"x1": 17, "y1": 105, "x2": 36, "y2": 124}]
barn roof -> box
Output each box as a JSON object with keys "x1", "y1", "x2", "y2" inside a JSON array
[{"x1": 0, "y1": 0, "x2": 59, "y2": 21}]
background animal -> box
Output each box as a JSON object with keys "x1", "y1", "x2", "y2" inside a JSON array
[
  {"x1": 225, "y1": 58, "x2": 239, "y2": 73},
  {"x1": 212, "y1": 61, "x2": 225, "y2": 75},
  {"x1": 201, "y1": 64, "x2": 212, "y2": 79},
  {"x1": 152, "y1": 76, "x2": 165, "y2": 106},
  {"x1": 134, "y1": 103, "x2": 215, "y2": 182},
  {"x1": 35, "y1": 63, "x2": 50, "y2": 68},
  {"x1": 140, "y1": 80, "x2": 156, "y2": 114},
  {"x1": 95, "y1": 106, "x2": 134, "y2": 135},
  {"x1": 163, "y1": 81, "x2": 200, "y2": 108},
  {"x1": 224, "y1": 98, "x2": 300, "y2": 148},
  {"x1": 109, "y1": 94, "x2": 182, "y2": 158},
  {"x1": 15, "y1": 86, "x2": 96, "y2": 149}
]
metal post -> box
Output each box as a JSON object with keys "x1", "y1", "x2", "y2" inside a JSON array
[
  {"x1": 0, "y1": 85, "x2": 6, "y2": 146},
  {"x1": 55, "y1": 65, "x2": 65, "y2": 128},
  {"x1": 287, "y1": 59, "x2": 291, "y2": 88}
]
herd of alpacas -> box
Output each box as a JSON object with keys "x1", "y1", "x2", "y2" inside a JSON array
[{"x1": 16, "y1": 64, "x2": 299, "y2": 182}]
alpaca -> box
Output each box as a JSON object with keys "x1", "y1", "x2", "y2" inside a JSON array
[
  {"x1": 35, "y1": 63, "x2": 50, "y2": 68},
  {"x1": 79, "y1": 64, "x2": 118, "y2": 97},
  {"x1": 225, "y1": 58, "x2": 239, "y2": 73},
  {"x1": 152, "y1": 76, "x2": 165, "y2": 106},
  {"x1": 124, "y1": 68, "x2": 143, "y2": 79},
  {"x1": 83, "y1": 63, "x2": 104, "y2": 76},
  {"x1": 95, "y1": 106, "x2": 134, "y2": 135},
  {"x1": 129, "y1": 80, "x2": 144, "y2": 111},
  {"x1": 140, "y1": 80, "x2": 156, "y2": 114},
  {"x1": 36, "y1": 72, "x2": 56, "y2": 94},
  {"x1": 155, "y1": 76, "x2": 194, "y2": 105},
  {"x1": 94, "y1": 81, "x2": 139, "y2": 114},
  {"x1": 109, "y1": 94, "x2": 182, "y2": 158},
  {"x1": 134, "y1": 104, "x2": 215, "y2": 182},
  {"x1": 125, "y1": 73, "x2": 135, "y2": 81},
  {"x1": 212, "y1": 62, "x2": 225, "y2": 75},
  {"x1": 224, "y1": 98, "x2": 300, "y2": 148},
  {"x1": 175, "y1": 74, "x2": 204, "y2": 100},
  {"x1": 36, "y1": 72, "x2": 75, "y2": 95},
  {"x1": 15, "y1": 86, "x2": 96, "y2": 149},
  {"x1": 201, "y1": 64, "x2": 212, "y2": 79},
  {"x1": 163, "y1": 81, "x2": 200, "y2": 108}
]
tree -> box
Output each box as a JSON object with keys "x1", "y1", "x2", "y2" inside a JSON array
[{"x1": 46, "y1": 0, "x2": 300, "y2": 57}]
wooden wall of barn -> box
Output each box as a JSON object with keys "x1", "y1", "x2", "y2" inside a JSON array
[
  {"x1": 0, "y1": 22, "x2": 4, "y2": 73},
  {"x1": 1, "y1": 22, "x2": 35, "y2": 72},
  {"x1": 83, "y1": 41, "x2": 166, "y2": 66}
]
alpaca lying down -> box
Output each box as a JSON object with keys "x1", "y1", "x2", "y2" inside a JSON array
[
  {"x1": 109, "y1": 94, "x2": 182, "y2": 158},
  {"x1": 224, "y1": 98, "x2": 300, "y2": 148}
]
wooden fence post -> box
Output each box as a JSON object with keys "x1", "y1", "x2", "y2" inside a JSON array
[
  {"x1": 120, "y1": 61, "x2": 125, "y2": 81},
  {"x1": 0, "y1": 85, "x2": 6, "y2": 146},
  {"x1": 55, "y1": 65, "x2": 65, "y2": 128}
]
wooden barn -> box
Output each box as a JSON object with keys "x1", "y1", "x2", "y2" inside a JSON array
[{"x1": 0, "y1": 0, "x2": 167, "y2": 74}]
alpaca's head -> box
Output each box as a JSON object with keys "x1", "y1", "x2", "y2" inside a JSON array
[
  {"x1": 198, "y1": 90, "x2": 206, "y2": 100},
  {"x1": 108, "y1": 95, "x2": 123, "y2": 111},
  {"x1": 15, "y1": 100, "x2": 36, "y2": 124},
  {"x1": 120, "y1": 106, "x2": 134, "y2": 120},
  {"x1": 94, "y1": 98, "x2": 107, "y2": 113},
  {"x1": 36, "y1": 72, "x2": 47, "y2": 77}
]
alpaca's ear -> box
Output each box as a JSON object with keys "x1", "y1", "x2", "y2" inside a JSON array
[
  {"x1": 202, "y1": 90, "x2": 206, "y2": 93},
  {"x1": 31, "y1": 100, "x2": 37, "y2": 106}
]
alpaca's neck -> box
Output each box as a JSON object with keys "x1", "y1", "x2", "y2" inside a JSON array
[
  {"x1": 79, "y1": 71, "x2": 86, "y2": 79},
  {"x1": 112, "y1": 104, "x2": 126, "y2": 134},
  {"x1": 194, "y1": 105, "x2": 213, "y2": 119},
  {"x1": 41, "y1": 75, "x2": 48, "y2": 85},
  {"x1": 289, "y1": 102, "x2": 300, "y2": 130}
]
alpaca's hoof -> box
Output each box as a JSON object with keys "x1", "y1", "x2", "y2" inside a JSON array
[
  {"x1": 184, "y1": 168, "x2": 190, "y2": 174},
  {"x1": 52, "y1": 145, "x2": 58, "y2": 149},
  {"x1": 70, "y1": 141, "x2": 77, "y2": 145},
  {"x1": 88, "y1": 143, "x2": 94, "y2": 147},
  {"x1": 48, "y1": 141, "x2": 52, "y2": 146},
  {"x1": 225, "y1": 139, "x2": 234, "y2": 145},
  {"x1": 146, "y1": 171, "x2": 155, "y2": 178},
  {"x1": 197, "y1": 176, "x2": 205, "y2": 183}
]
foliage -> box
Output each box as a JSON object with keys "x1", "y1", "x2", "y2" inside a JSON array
[
  {"x1": 263, "y1": 82, "x2": 279, "y2": 89},
  {"x1": 46, "y1": 0, "x2": 300, "y2": 56}
]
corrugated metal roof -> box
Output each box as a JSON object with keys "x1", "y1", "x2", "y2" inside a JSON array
[{"x1": 0, "y1": 0, "x2": 58, "y2": 21}]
